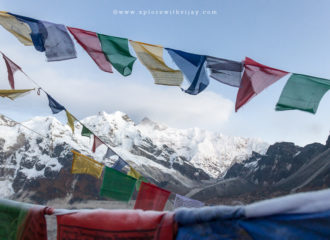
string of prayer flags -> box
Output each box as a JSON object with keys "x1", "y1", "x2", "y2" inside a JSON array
[
  {"x1": 130, "y1": 41, "x2": 183, "y2": 86},
  {"x1": 2, "y1": 53, "x2": 22, "y2": 89},
  {"x1": 9, "y1": 13, "x2": 46, "y2": 52},
  {"x1": 127, "y1": 166, "x2": 142, "y2": 180},
  {"x1": 134, "y1": 182, "x2": 171, "y2": 211},
  {"x1": 65, "y1": 110, "x2": 76, "y2": 133},
  {"x1": 0, "y1": 11, "x2": 33, "y2": 46},
  {"x1": 92, "y1": 135, "x2": 103, "y2": 153},
  {"x1": 173, "y1": 194, "x2": 204, "y2": 209},
  {"x1": 0, "y1": 89, "x2": 34, "y2": 100},
  {"x1": 111, "y1": 158, "x2": 128, "y2": 171},
  {"x1": 0, "y1": 198, "x2": 49, "y2": 240},
  {"x1": 98, "y1": 34, "x2": 136, "y2": 76},
  {"x1": 40, "y1": 21, "x2": 76, "y2": 61},
  {"x1": 81, "y1": 125, "x2": 93, "y2": 138},
  {"x1": 206, "y1": 56, "x2": 243, "y2": 87},
  {"x1": 166, "y1": 48, "x2": 209, "y2": 95},
  {"x1": 276, "y1": 74, "x2": 330, "y2": 114},
  {"x1": 46, "y1": 94, "x2": 65, "y2": 114},
  {"x1": 67, "y1": 27, "x2": 113, "y2": 73},
  {"x1": 236, "y1": 57, "x2": 288, "y2": 111},
  {"x1": 71, "y1": 150, "x2": 104, "y2": 179},
  {"x1": 100, "y1": 167, "x2": 137, "y2": 201}
]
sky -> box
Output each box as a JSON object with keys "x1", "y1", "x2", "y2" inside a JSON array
[{"x1": 0, "y1": 0, "x2": 329, "y2": 146}]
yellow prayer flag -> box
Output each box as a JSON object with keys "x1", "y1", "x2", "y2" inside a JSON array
[
  {"x1": 127, "y1": 166, "x2": 141, "y2": 180},
  {"x1": 0, "y1": 11, "x2": 33, "y2": 46},
  {"x1": 71, "y1": 150, "x2": 104, "y2": 179},
  {"x1": 65, "y1": 110, "x2": 76, "y2": 133},
  {"x1": 0, "y1": 89, "x2": 34, "y2": 100},
  {"x1": 130, "y1": 41, "x2": 183, "y2": 86}
]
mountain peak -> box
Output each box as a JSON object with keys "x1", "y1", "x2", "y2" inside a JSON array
[{"x1": 138, "y1": 117, "x2": 167, "y2": 131}]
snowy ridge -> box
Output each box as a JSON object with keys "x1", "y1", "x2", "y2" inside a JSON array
[
  {"x1": 137, "y1": 117, "x2": 268, "y2": 177},
  {"x1": 0, "y1": 111, "x2": 269, "y2": 198}
]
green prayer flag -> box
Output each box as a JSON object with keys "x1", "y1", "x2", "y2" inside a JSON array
[
  {"x1": 98, "y1": 34, "x2": 136, "y2": 76},
  {"x1": 0, "y1": 198, "x2": 48, "y2": 240},
  {"x1": 100, "y1": 166, "x2": 137, "y2": 201},
  {"x1": 276, "y1": 73, "x2": 330, "y2": 114},
  {"x1": 81, "y1": 125, "x2": 92, "y2": 137},
  {"x1": 0, "y1": 200, "x2": 28, "y2": 240}
]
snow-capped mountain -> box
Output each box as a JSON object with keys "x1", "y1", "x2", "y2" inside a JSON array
[{"x1": 0, "y1": 111, "x2": 269, "y2": 203}]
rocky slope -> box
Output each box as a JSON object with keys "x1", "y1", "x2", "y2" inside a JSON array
[
  {"x1": 0, "y1": 111, "x2": 268, "y2": 204},
  {"x1": 189, "y1": 136, "x2": 330, "y2": 205}
]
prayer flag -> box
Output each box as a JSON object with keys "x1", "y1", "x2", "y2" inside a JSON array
[
  {"x1": 71, "y1": 150, "x2": 104, "y2": 178},
  {"x1": 2, "y1": 53, "x2": 22, "y2": 89},
  {"x1": 103, "y1": 147, "x2": 116, "y2": 159},
  {"x1": 9, "y1": 13, "x2": 46, "y2": 52},
  {"x1": 166, "y1": 48, "x2": 209, "y2": 95},
  {"x1": 46, "y1": 94, "x2": 65, "y2": 114},
  {"x1": 0, "y1": 198, "x2": 49, "y2": 240},
  {"x1": 100, "y1": 167, "x2": 137, "y2": 201},
  {"x1": 134, "y1": 182, "x2": 171, "y2": 211},
  {"x1": 92, "y1": 135, "x2": 103, "y2": 153},
  {"x1": 174, "y1": 194, "x2": 204, "y2": 209},
  {"x1": 65, "y1": 110, "x2": 76, "y2": 133},
  {"x1": 81, "y1": 125, "x2": 92, "y2": 137},
  {"x1": 98, "y1": 34, "x2": 136, "y2": 76},
  {"x1": 130, "y1": 41, "x2": 183, "y2": 86},
  {"x1": 175, "y1": 189, "x2": 330, "y2": 240},
  {"x1": 0, "y1": 11, "x2": 32, "y2": 46},
  {"x1": 67, "y1": 27, "x2": 113, "y2": 73},
  {"x1": 41, "y1": 21, "x2": 76, "y2": 61},
  {"x1": 127, "y1": 166, "x2": 141, "y2": 179},
  {"x1": 111, "y1": 158, "x2": 128, "y2": 171},
  {"x1": 56, "y1": 209, "x2": 175, "y2": 240},
  {"x1": 0, "y1": 89, "x2": 34, "y2": 100},
  {"x1": 236, "y1": 57, "x2": 288, "y2": 111},
  {"x1": 206, "y1": 56, "x2": 243, "y2": 87},
  {"x1": 276, "y1": 74, "x2": 330, "y2": 114}
]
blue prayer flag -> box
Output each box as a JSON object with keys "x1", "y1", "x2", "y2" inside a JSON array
[
  {"x1": 166, "y1": 48, "x2": 209, "y2": 95},
  {"x1": 111, "y1": 158, "x2": 128, "y2": 171},
  {"x1": 9, "y1": 13, "x2": 46, "y2": 52},
  {"x1": 240, "y1": 210, "x2": 330, "y2": 240},
  {"x1": 47, "y1": 94, "x2": 65, "y2": 114},
  {"x1": 175, "y1": 189, "x2": 330, "y2": 240},
  {"x1": 41, "y1": 21, "x2": 77, "y2": 61}
]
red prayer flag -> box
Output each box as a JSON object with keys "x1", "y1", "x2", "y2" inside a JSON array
[
  {"x1": 235, "y1": 57, "x2": 288, "y2": 111},
  {"x1": 57, "y1": 209, "x2": 175, "y2": 240},
  {"x1": 92, "y1": 135, "x2": 103, "y2": 153},
  {"x1": 67, "y1": 27, "x2": 113, "y2": 73},
  {"x1": 2, "y1": 53, "x2": 22, "y2": 89},
  {"x1": 134, "y1": 182, "x2": 171, "y2": 211},
  {"x1": 21, "y1": 206, "x2": 53, "y2": 240}
]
